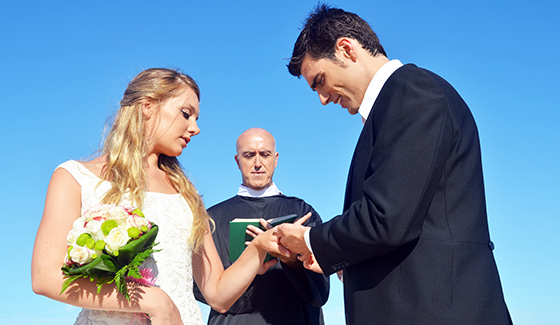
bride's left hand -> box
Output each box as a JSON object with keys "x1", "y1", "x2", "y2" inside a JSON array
[
  {"x1": 245, "y1": 225, "x2": 283, "y2": 274},
  {"x1": 246, "y1": 214, "x2": 313, "y2": 267}
]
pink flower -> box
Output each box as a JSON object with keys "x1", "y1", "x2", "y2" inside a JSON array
[{"x1": 126, "y1": 268, "x2": 157, "y2": 286}]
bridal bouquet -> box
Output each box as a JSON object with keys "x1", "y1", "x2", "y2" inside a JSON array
[{"x1": 61, "y1": 204, "x2": 159, "y2": 301}]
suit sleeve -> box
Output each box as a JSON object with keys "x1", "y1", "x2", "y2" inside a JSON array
[
  {"x1": 281, "y1": 206, "x2": 330, "y2": 307},
  {"x1": 311, "y1": 68, "x2": 455, "y2": 276}
]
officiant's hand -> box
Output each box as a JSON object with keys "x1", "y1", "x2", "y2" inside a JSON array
[{"x1": 256, "y1": 257, "x2": 279, "y2": 275}]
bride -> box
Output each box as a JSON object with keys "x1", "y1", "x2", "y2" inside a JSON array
[{"x1": 31, "y1": 68, "x2": 297, "y2": 325}]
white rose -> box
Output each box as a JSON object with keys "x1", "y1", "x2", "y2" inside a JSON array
[
  {"x1": 85, "y1": 219, "x2": 104, "y2": 241},
  {"x1": 72, "y1": 216, "x2": 85, "y2": 229},
  {"x1": 126, "y1": 215, "x2": 150, "y2": 230},
  {"x1": 67, "y1": 228, "x2": 83, "y2": 245},
  {"x1": 69, "y1": 246, "x2": 95, "y2": 265},
  {"x1": 105, "y1": 227, "x2": 130, "y2": 254},
  {"x1": 67, "y1": 218, "x2": 87, "y2": 245},
  {"x1": 109, "y1": 206, "x2": 129, "y2": 226},
  {"x1": 83, "y1": 205, "x2": 111, "y2": 222},
  {"x1": 135, "y1": 216, "x2": 150, "y2": 230}
]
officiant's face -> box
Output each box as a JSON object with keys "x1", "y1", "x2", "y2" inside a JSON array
[{"x1": 235, "y1": 129, "x2": 279, "y2": 191}]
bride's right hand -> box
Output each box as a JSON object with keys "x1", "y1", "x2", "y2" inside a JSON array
[{"x1": 144, "y1": 287, "x2": 183, "y2": 325}]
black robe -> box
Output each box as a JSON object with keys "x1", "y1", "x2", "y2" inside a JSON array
[{"x1": 194, "y1": 194, "x2": 330, "y2": 325}]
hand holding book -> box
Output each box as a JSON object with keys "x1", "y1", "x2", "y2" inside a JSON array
[{"x1": 229, "y1": 213, "x2": 312, "y2": 263}]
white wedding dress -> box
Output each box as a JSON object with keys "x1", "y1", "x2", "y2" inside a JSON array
[{"x1": 58, "y1": 160, "x2": 204, "y2": 325}]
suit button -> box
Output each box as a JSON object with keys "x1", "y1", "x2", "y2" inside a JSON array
[{"x1": 489, "y1": 241, "x2": 495, "y2": 250}]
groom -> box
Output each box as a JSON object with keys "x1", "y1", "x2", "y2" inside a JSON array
[{"x1": 275, "y1": 4, "x2": 513, "y2": 325}]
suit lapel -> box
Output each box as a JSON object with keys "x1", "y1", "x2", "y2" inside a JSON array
[
  {"x1": 343, "y1": 65, "x2": 409, "y2": 211},
  {"x1": 344, "y1": 112, "x2": 375, "y2": 210}
]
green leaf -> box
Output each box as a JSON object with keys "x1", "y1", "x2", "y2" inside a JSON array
[
  {"x1": 94, "y1": 277, "x2": 112, "y2": 295},
  {"x1": 114, "y1": 265, "x2": 130, "y2": 300},
  {"x1": 62, "y1": 254, "x2": 119, "y2": 276},
  {"x1": 116, "y1": 225, "x2": 158, "y2": 266},
  {"x1": 60, "y1": 274, "x2": 84, "y2": 294}
]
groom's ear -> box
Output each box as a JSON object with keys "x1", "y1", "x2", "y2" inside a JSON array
[{"x1": 336, "y1": 37, "x2": 359, "y2": 63}]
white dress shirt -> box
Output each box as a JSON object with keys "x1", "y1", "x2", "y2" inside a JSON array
[{"x1": 359, "y1": 59, "x2": 404, "y2": 124}]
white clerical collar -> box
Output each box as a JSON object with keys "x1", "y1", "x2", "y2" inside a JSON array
[
  {"x1": 359, "y1": 59, "x2": 404, "y2": 124},
  {"x1": 237, "y1": 183, "x2": 282, "y2": 198}
]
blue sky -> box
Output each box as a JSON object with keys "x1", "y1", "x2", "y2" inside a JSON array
[{"x1": 1, "y1": 0, "x2": 559, "y2": 324}]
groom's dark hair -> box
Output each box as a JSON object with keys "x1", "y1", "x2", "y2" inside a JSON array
[{"x1": 288, "y1": 3, "x2": 387, "y2": 77}]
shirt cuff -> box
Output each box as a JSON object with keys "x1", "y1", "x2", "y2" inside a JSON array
[{"x1": 304, "y1": 228, "x2": 314, "y2": 255}]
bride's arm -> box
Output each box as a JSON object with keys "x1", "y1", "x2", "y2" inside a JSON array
[
  {"x1": 192, "y1": 220, "x2": 288, "y2": 313},
  {"x1": 31, "y1": 167, "x2": 181, "y2": 325}
]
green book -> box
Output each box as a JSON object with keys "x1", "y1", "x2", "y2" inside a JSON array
[{"x1": 228, "y1": 214, "x2": 298, "y2": 262}]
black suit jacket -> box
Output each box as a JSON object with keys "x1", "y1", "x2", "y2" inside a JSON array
[{"x1": 310, "y1": 64, "x2": 512, "y2": 324}]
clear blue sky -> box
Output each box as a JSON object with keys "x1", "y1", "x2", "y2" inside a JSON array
[{"x1": 1, "y1": 1, "x2": 559, "y2": 324}]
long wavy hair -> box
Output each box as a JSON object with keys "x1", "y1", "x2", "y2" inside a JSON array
[{"x1": 99, "y1": 68, "x2": 212, "y2": 253}]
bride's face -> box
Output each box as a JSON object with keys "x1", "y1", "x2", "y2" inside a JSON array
[{"x1": 144, "y1": 87, "x2": 200, "y2": 157}]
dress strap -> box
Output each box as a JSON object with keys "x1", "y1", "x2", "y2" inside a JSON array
[{"x1": 56, "y1": 160, "x2": 100, "y2": 188}]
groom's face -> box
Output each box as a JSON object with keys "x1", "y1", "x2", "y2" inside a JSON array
[{"x1": 300, "y1": 53, "x2": 363, "y2": 115}]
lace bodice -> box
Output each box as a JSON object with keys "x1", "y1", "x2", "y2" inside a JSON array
[{"x1": 58, "y1": 160, "x2": 204, "y2": 325}]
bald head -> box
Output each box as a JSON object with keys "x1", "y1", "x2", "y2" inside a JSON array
[
  {"x1": 236, "y1": 128, "x2": 276, "y2": 154},
  {"x1": 235, "y1": 128, "x2": 279, "y2": 191}
]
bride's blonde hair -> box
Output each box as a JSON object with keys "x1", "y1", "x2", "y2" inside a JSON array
[{"x1": 99, "y1": 68, "x2": 211, "y2": 253}]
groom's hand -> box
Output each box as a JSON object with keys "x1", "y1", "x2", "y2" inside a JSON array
[
  {"x1": 299, "y1": 253, "x2": 324, "y2": 274},
  {"x1": 273, "y1": 223, "x2": 311, "y2": 257}
]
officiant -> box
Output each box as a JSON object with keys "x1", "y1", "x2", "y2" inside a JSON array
[{"x1": 194, "y1": 127, "x2": 329, "y2": 325}]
